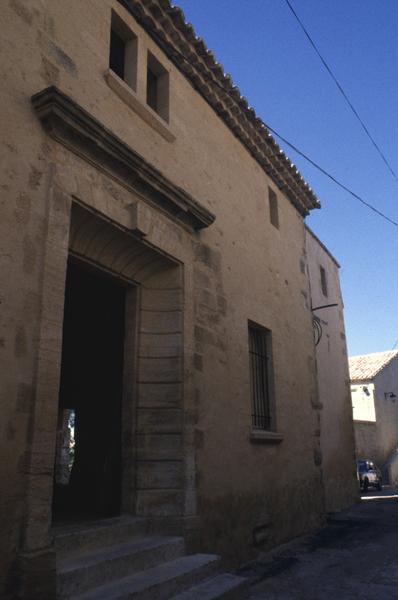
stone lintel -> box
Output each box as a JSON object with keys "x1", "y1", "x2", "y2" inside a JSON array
[{"x1": 31, "y1": 86, "x2": 215, "y2": 231}]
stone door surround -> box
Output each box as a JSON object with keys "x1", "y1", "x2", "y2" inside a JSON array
[
  {"x1": 68, "y1": 202, "x2": 184, "y2": 518},
  {"x1": 18, "y1": 197, "x2": 184, "y2": 598}
]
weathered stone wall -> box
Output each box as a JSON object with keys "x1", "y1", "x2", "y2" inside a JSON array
[
  {"x1": 305, "y1": 228, "x2": 358, "y2": 513},
  {"x1": 0, "y1": 1, "x2": 353, "y2": 595},
  {"x1": 354, "y1": 422, "x2": 378, "y2": 463}
]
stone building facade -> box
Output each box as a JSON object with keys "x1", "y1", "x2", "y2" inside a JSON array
[
  {"x1": 0, "y1": 1, "x2": 357, "y2": 597},
  {"x1": 306, "y1": 228, "x2": 358, "y2": 512},
  {"x1": 350, "y1": 350, "x2": 398, "y2": 481}
]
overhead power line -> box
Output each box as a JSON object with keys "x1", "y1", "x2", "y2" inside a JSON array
[
  {"x1": 265, "y1": 122, "x2": 398, "y2": 229},
  {"x1": 146, "y1": 14, "x2": 398, "y2": 229},
  {"x1": 284, "y1": 0, "x2": 398, "y2": 185}
]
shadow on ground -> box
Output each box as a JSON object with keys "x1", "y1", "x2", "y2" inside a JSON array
[{"x1": 241, "y1": 487, "x2": 398, "y2": 599}]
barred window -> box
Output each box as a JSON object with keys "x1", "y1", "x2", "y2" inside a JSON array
[{"x1": 249, "y1": 323, "x2": 275, "y2": 431}]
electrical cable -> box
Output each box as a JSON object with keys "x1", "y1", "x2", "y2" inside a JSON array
[
  {"x1": 284, "y1": 0, "x2": 398, "y2": 185},
  {"x1": 265, "y1": 123, "x2": 398, "y2": 229},
  {"x1": 313, "y1": 316, "x2": 323, "y2": 346}
]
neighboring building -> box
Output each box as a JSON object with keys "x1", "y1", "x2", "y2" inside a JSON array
[
  {"x1": 0, "y1": 1, "x2": 357, "y2": 598},
  {"x1": 350, "y1": 350, "x2": 398, "y2": 480},
  {"x1": 306, "y1": 228, "x2": 358, "y2": 513}
]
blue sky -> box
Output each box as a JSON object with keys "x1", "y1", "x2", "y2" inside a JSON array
[{"x1": 176, "y1": 0, "x2": 398, "y2": 356}]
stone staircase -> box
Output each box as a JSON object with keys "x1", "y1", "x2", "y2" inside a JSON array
[{"x1": 55, "y1": 516, "x2": 249, "y2": 599}]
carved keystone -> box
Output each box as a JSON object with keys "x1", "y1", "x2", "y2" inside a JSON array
[{"x1": 130, "y1": 201, "x2": 152, "y2": 237}]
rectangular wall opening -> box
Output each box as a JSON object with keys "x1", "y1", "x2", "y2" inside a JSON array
[
  {"x1": 53, "y1": 259, "x2": 126, "y2": 522},
  {"x1": 146, "y1": 51, "x2": 169, "y2": 122},
  {"x1": 320, "y1": 265, "x2": 328, "y2": 297},
  {"x1": 109, "y1": 10, "x2": 138, "y2": 90},
  {"x1": 248, "y1": 321, "x2": 276, "y2": 432},
  {"x1": 268, "y1": 187, "x2": 279, "y2": 229}
]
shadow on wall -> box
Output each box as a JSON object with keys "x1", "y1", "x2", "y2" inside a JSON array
[
  {"x1": 199, "y1": 482, "x2": 324, "y2": 567},
  {"x1": 383, "y1": 448, "x2": 398, "y2": 486}
]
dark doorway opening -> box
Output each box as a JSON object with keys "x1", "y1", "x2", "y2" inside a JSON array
[{"x1": 53, "y1": 259, "x2": 126, "y2": 522}]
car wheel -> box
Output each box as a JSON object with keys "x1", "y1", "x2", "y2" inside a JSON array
[{"x1": 362, "y1": 478, "x2": 369, "y2": 492}]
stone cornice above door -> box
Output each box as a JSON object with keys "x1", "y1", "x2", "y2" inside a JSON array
[{"x1": 31, "y1": 86, "x2": 215, "y2": 231}]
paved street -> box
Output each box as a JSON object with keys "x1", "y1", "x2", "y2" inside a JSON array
[{"x1": 239, "y1": 487, "x2": 398, "y2": 599}]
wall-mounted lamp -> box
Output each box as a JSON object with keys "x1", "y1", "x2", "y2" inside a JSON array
[
  {"x1": 362, "y1": 386, "x2": 370, "y2": 396},
  {"x1": 384, "y1": 392, "x2": 397, "y2": 400}
]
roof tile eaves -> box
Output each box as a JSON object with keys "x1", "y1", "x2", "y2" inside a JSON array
[
  {"x1": 349, "y1": 351, "x2": 398, "y2": 381},
  {"x1": 131, "y1": 0, "x2": 320, "y2": 213}
]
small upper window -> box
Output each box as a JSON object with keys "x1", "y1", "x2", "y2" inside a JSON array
[
  {"x1": 110, "y1": 28, "x2": 125, "y2": 80},
  {"x1": 268, "y1": 187, "x2": 279, "y2": 229},
  {"x1": 146, "y1": 51, "x2": 169, "y2": 122},
  {"x1": 109, "y1": 11, "x2": 137, "y2": 90},
  {"x1": 320, "y1": 266, "x2": 328, "y2": 297}
]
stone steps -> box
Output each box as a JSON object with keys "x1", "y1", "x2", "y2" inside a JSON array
[
  {"x1": 55, "y1": 517, "x2": 248, "y2": 600},
  {"x1": 55, "y1": 516, "x2": 148, "y2": 558},
  {"x1": 72, "y1": 554, "x2": 221, "y2": 600},
  {"x1": 57, "y1": 535, "x2": 185, "y2": 597}
]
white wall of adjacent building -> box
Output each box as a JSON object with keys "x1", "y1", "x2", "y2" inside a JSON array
[
  {"x1": 351, "y1": 356, "x2": 398, "y2": 474},
  {"x1": 306, "y1": 227, "x2": 358, "y2": 512},
  {"x1": 351, "y1": 383, "x2": 376, "y2": 422}
]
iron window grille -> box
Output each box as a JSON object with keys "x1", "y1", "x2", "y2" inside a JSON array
[{"x1": 249, "y1": 323, "x2": 273, "y2": 430}]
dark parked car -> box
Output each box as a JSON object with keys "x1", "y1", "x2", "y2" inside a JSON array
[{"x1": 357, "y1": 459, "x2": 382, "y2": 492}]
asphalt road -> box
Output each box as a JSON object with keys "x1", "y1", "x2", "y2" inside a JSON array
[{"x1": 240, "y1": 487, "x2": 398, "y2": 600}]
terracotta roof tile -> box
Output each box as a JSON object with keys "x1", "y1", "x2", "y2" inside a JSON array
[
  {"x1": 122, "y1": 0, "x2": 321, "y2": 216},
  {"x1": 349, "y1": 350, "x2": 398, "y2": 382}
]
